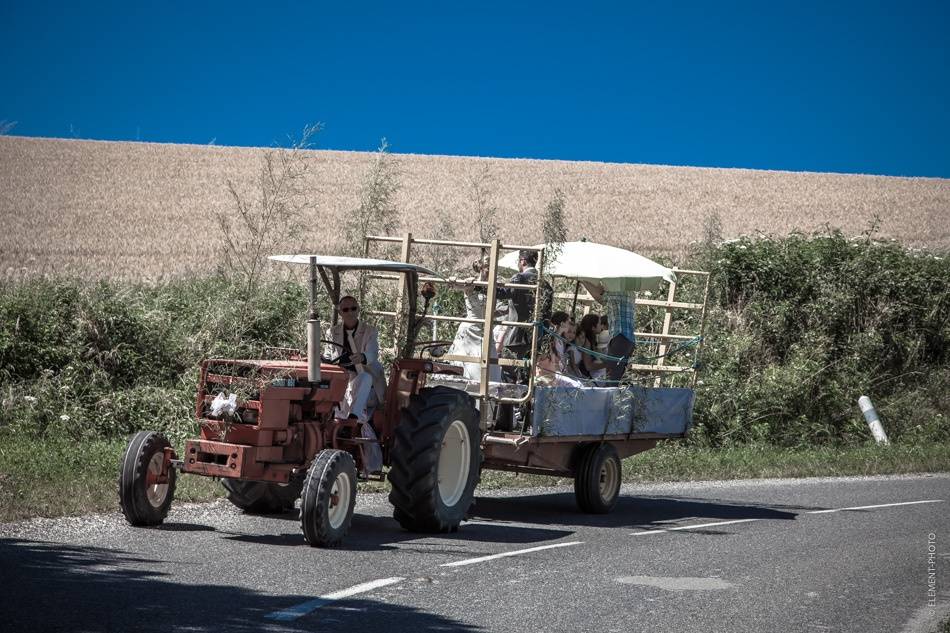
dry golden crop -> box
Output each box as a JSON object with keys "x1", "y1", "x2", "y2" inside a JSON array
[{"x1": 1, "y1": 136, "x2": 948, "y2": 280}]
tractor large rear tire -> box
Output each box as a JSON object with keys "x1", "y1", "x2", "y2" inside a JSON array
[
  {"x1": 388, "y1": 386, "x2": 481, "y2": 533},
  {"x1": 222, "y1": 479, "x2": 302, "y2": 514},
  {"x1": 118, "y1": 431, "x2": 176, "y2": 526},
  {"x1": 574, "y1": 442, "x2": 622, "y2": 514}
]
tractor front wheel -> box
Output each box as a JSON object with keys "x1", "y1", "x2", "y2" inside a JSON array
[
  {"x1": 118, "y1": 431, "x2": 176, "y2": 526},
  {"x1": 388, "y1": 386, "x2": 481, "y2": 533},
  {"x1": 574, "y1": 442, "x2": 621, "y2": 514},
  {"x1": 300, "y1": 449, "x2": 357, "y2": 547}
]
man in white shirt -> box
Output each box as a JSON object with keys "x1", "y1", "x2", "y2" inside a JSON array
[
  {"x1": 325, "y1": 295, "x2": 386, "y2": 474},
  {"x1": 325, "y1": 296, "x2": 386, "y2": 423}
]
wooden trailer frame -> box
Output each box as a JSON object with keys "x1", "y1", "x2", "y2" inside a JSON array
[{"x1": 363, "y1": 234, "x2": 710, "y2": 478}]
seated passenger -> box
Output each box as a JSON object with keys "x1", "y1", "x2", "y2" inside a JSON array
[
  {"x1": 575, "y1": 313, "x2": 608, "y2": 383},
  {"x1": 536, "y1": 311, "x2": 583, "y2": 387}
]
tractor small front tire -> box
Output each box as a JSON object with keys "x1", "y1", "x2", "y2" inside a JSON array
[
  {"x1": 222, "y1": 479, "x2": 302, "y2": 514},
  {"x1": 300, "y1": 449, "x2": 357, "y2": 547},
  {"x1": 388, "y1": 386, "x2": 481, "y2": 533},
  {"x1": 118, "y1": 431, "x2": 176, "y2": 526},
  {"x1": 574, "y1": 443, "x2": 622, "y2": 514}
]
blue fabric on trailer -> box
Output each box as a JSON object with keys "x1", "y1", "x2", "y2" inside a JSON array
[{"x1": 530, "y1": 385, "x2": 695, "y2": 437}]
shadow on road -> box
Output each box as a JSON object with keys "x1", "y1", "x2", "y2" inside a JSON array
[
  {"x1": 154, "y1": 488, "x2": 807, "y2": 550},
  {"x1": 218, "y1": 511, "x2": 575, "y2": 552},
  {"x1": 471, "y1": 490, "x2": 801, "y2": 531},
  {"x1": 0, "y1": 538, "x2": 481, "y2": 633}
]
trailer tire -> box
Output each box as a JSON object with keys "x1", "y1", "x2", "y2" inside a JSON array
[
  {"x1": 574, "y1": 443, "x2": 621, "y2": 514},
  {"x1": 222, "y1": 479, "x2": 302, "y2": 514},
  {"x1": 388, "y1": 386, "x2": 481, "y2": 533},
  {"x1": 300, "y1": 449, "x2": 357, "y2": 547},
  {"x1": 118, "y1": 431, "x2": 176, "y2": 526}
]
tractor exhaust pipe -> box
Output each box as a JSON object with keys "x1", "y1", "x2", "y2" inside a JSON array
[
  {"x1": 307, "y1": 318, "x2": 321, "y2": 383},
  {"x1": 307, "y1": 257, "x2": 321, "y2": 384}
]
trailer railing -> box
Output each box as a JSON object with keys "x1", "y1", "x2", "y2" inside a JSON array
[
  {"x1": 363, "y1": 233, "x2": 710, "y2": 430},
  {"x1": 364, "y1": 234, "x2": 545, "y2": 429}
]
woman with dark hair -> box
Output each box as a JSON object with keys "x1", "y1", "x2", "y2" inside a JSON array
[
  {"x1": 575, "y1": 313, "x2": 607, "y2": 381},
  {"x1": 536, "y1": 311, "x2": 583, "y2": 386}
]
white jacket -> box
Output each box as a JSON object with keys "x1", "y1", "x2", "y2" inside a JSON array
[{"x1": 325, "y1": 321, "x2": 386, "y2": 403}]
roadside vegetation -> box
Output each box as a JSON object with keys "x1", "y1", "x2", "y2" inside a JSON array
[{"x1": 0, "y1": 228, "x2": 947, "y2": 521}]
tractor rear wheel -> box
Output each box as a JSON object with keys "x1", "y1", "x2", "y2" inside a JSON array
[
  {"x1": 222, "y1": 479, "x2": 302, "y2": 514},
  {"x1": 388, "y1": 386, "x2": 481, "y2": 533},
  {"x1": 118, "y1": 431, "x2": 176, "y2": 526},
  {"x1": 300, "y1": 449, "x2": 357, "y2": 547},
  {"x1": 574, "y1": 443, "x2": 622, "y2": 514}
]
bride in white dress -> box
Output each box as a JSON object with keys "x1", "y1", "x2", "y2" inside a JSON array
[{"x1": 448, "y1": 259, "x2": 503, "y2": 384}]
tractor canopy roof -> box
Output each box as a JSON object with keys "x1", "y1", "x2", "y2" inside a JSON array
[{"x1": 269, "y1": 254, "x2": 439, "y2": 277}]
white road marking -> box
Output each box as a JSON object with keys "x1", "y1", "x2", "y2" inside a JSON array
[
  {"x1": 466, "y1": 519, "x2": 576, "y2": 531},
  {"x1": 631, "y1": 518, "x2": 759, "y2": 536},
  {"x1": 440, "y1": 541, "x2": 584, "y2": 567},
  {"x1": 805, "y1": 499, "x2": 943, "y2": 514},
  {"x1": 617, "y1": 575, "x2": 735, "y2": 591},
  {"x1": 265, "y1": 577, "x2": 405, "y2": 621},
  {"x1": 630, "y1": 499, "x2": 945, "y2": 536}
]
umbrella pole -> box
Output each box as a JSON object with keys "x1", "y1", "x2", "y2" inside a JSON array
[{"x1": 570, "y1": 279, "x2": 580, "y2": 319}]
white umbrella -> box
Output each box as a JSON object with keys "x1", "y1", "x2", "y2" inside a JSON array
[{"x1": 498, "y1": 241, "x2": 676, "y2": 291}]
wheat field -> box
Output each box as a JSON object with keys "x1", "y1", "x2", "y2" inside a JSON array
[{"x1": 1, "y1": 136, "x2": 948, "y2": 280}]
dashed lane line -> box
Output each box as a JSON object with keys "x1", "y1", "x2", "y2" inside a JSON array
[
  {"x1": 263, "y1": 541, "x2": 584, "y2": 620},
  {"x1": 440, "y1": 541, "x2": 584, "y2": 567},
  {"x1": 263, "y1": 499, "x2": 944, "y2": 620},
  {"x1": 630, "y1": 499, "x2": 944, "y2": 535},
  {"x1": 265, "y1": 577, "x2": 406, "y2": 622},
  {"x1": 805, "y1": 499, "x2": 943, "y2": 514},
  {"x1": 631, "y1": 518, "x2": 760, "y2": 535}
]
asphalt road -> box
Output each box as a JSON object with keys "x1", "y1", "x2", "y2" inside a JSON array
[{"x1": 1, "y1": 474, "x2": 948, "y2": 633}]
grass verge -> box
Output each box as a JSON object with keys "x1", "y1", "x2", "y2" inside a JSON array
[{"x1": 1, "y1": 437, "x2": 947, "y2": 523}]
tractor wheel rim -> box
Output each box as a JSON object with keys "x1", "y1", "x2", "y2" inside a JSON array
[
  {"x1": 145, "y1": 452, "x2": 169, "y2": 508},
  {"x1": 598, "y1": 458, "x2": 619, "y2": 503},
  {"x1": 437, "y1": 419, "x2": 471, "y2": 508},
  {"x1": 327, "y1": 470, "x2": 351, "y2": 530}
]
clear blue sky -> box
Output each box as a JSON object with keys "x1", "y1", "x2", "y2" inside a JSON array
[{"x1": 2, "y1": 1, "x2": 948, "y2": 177}]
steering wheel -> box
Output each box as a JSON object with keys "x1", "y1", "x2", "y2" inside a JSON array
[
  {"x1": 319, "y1": 339, "x2": 346, "y2": 365},
  {"x1": 412, "y1": 340, "x2": 456, "y2": 358}
]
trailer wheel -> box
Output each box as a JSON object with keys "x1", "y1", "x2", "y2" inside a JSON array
[
  {"x1": 300, "y1": 449, "x2": 357, "y2": 547},
  {"x1": 388, "y1": 386, "x2": 481, "y2": 533},
  {"x1": 118, "y1": 431, "x2": 176, "y2": 526},
  {"x1": 574, "y1": 443, "x2": 621, "y2": 514},
  {"x1": 222, "y1": 479, "x2": 302, "y2": 514}
]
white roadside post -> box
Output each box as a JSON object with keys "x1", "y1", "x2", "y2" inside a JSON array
[
  {"x1": 858, "y1": 395, "x2": 889, "y2": 445},
  {"x1": 307, "y1": 256, "x2": 321, "y2": 384}
]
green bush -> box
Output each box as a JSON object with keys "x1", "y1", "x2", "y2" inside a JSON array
[
  {"x1": 0, "y1": 276, "x2": 308, "y2": 441},
  {"x1": 692, "y1": 232, "x2": 949, "y2": 446}
]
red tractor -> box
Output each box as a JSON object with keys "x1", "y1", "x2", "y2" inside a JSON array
[
  {"x1": 119, "y1": 237, "x2": 705, "y2": 547},
  {"x1": 119, "y1": 255, "x2": 481, "y2": 547}
]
